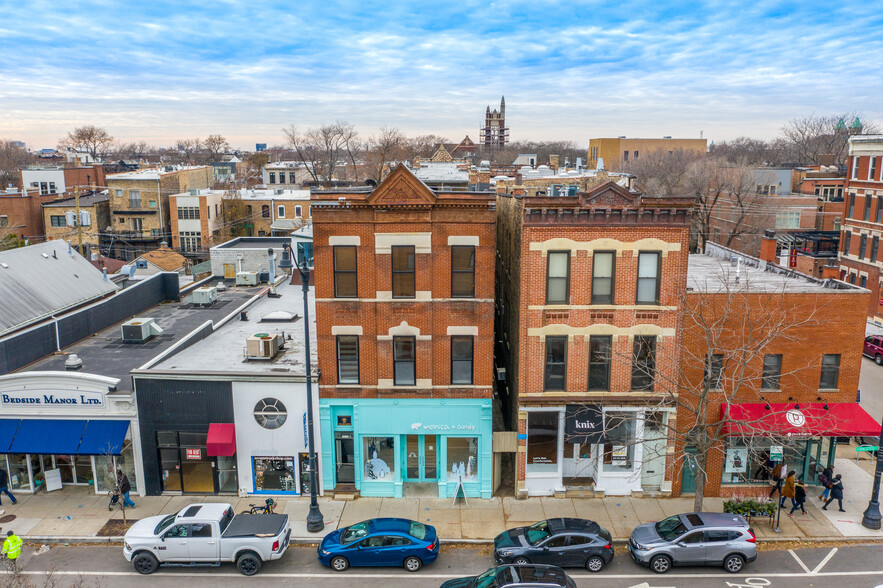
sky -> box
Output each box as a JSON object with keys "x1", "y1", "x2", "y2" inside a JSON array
[{"x1": 1, "y1": 0, "x2": 882, "y2": 150}]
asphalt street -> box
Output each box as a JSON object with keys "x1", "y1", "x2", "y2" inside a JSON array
[
  {"x1": 5, "y1": 543, "x2": 883, "y2": 588},
  {"x1": 859, "y1": 355, "x2": 883, "y2": 424}
]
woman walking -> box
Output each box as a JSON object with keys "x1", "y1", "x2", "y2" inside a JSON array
[
  {"x1": 768, "y1": 463, "x2": 784, "y2": 501},
  {"x1": 781, "y1": 470, "x2": 796, "y2": 509},
  {"x1": 822, "y1": 474, "x2": 845, "y2": 512},
  {"x1": 789, "y1": 478, "x2": 807, "y2": 516}
]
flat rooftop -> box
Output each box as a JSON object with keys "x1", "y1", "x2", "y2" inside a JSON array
[
  {"x1": 213, "y1": 236, "x2": 292, "y2": 250},
  {"x1": 149, "y1": 280, "x2": 316, "y2": 376},
  {"x1": 107, "y1": 166, "x2": 208, "y2": 181},
  {"x1": 688, "y1": 243, "x2": 861, "y2": 294},
  {"x1": 20, "y1": 279, "x2": 261, "y2": 389}
]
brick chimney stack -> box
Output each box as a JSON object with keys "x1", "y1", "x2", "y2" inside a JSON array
[{"x1": 760, "y1": 229, "x2": 778, "y2": 263}]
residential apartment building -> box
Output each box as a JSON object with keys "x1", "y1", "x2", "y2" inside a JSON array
[
  {"x1": 224, "y1": 188, "x2": 312, "y2": 237},
  {"x1": 0, "y1": 187, "x2": 57, "y2": 242},
  {"x1": 496, "y1": 179, "x2": 694, "y2": 497},
  {"x1": 41, "y1": 191, "x2": 110, "y2": 251},
  {"x1": 169, "y1": 189, "x2": 225, "y2": 255},
  {"x1": 104, "y1": 166, "x2": 212, "y2": 259},
  {"x1": 587, "y1": 137, "x2": 707, "y2": 170},
  {"x1": 263, "y1": 161, "x2": 312, "y2": 187},
  {"x1": 311, "y1": 164, "x2": 496, "y2": 499},
  {"x1": 20, "y1": 165, "x2": 107, "y2": 197},
  {"x1": 838, "y1": 135, "x2": 883, "y2": 320}
]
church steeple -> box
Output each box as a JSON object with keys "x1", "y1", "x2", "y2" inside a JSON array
[{"x1": 500, "y1": 96, "x2": 505, "y2": 116}]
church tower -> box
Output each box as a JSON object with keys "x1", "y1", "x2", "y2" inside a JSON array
[{"x1": 480, "y1": 96, "x2": 509, "y2": 150}]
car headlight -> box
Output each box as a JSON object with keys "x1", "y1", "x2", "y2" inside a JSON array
[
  {"x1": 320, "y1": 549, "x2": 331, "y2": 556},
  {"x1": 498, "y1": 550, "x2": 514, "y2": 557},
  {"x1": 636, "y1": 544, "x2": 651, "y2": 551},
  {"x1": 124, "y1": 543, "x2": 132, "y2": 551}
]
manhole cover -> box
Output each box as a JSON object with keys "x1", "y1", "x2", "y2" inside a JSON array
[{"x1": 0, "y1": 515, "x2": 16, "y2": 523}]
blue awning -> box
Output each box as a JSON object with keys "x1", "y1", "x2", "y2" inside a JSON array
[
  {"x1": 0, "y1": 420, "x2": 21, "y2": 452},
  {"x1": 9, "y1": 420, "x2": 87, "y2": 454},
  {"x1": 78, "y1": 420, "x2": 130, "y2": 455}
]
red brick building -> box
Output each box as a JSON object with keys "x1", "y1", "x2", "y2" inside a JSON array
[
  {"x1": 311, "y1": 165, "x2": 497, "y2": 498},
  {"x1": 839, "y1": 135, "x2": 883, "y2": 320},
  {"x1": 0, "y1": 188, "x2": 58, "y2": 243},
  {"x1": 496, "y1": 178, "x2": 694, "y2": 497}
]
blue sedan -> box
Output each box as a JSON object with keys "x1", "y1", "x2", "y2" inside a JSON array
[{"x1": 318, "y1": 518, "x2": 439, "y2": 572}]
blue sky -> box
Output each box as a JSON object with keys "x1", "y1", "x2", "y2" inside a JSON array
[{"x1": 1, "y1": 0, "x2": 882, "y2": 149}]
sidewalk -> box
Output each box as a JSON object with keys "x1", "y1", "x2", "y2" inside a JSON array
[{"x1": 0, "y1": 486, "x2": 877, "y2": 544}]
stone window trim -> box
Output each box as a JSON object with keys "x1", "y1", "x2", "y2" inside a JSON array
[
  {"x1": 329, "y1": 235, "x2": 361, "y2": 246},
  {"x1": 377, "y1": 321, "x2": 432, "y2": 341},
  {"x1": 375, "y1": 232, "x2": 432, "y2": 254}
]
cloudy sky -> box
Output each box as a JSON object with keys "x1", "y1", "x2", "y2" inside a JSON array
[{"x1": 1, "y1": 0, "x2": 881, "y2": 150}]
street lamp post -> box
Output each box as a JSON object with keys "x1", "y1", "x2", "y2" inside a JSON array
[
  {"x1": 297, "y1": 250, "x2": 324, "y2": 533},
  {"x1": 861, "y1": 420, "x2": 883, "y2": 530}
]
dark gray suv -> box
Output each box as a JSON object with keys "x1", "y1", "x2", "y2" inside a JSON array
[{"x1": 627, "y1": 513, "x2": 757, "y2": 574}]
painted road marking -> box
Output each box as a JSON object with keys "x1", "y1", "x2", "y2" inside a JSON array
[
  {"x1": 627, "y1": 583, "x2": 676, "y2": 588},
  {"x1": 811, "y1": 547, "x2": 838, "y2": 574},
  {"x1": 788, "y1": 549, "x2": 811, "y2": 574}
]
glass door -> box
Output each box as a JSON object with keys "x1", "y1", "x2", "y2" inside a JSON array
[
  {"x1": 803, "y1": 439, "x2": 822, "y2": 484},
  {"x1": 160, "y1": 448, "x2": 182, "y2": 492},
  {"x1": 406, "y1": 435, "x2": 420, "y2": 479},
  {"x1": 334, "y1": 432, "x2": 355, "y2": 485},
  {"x1": 405, "y1": 435, "x2": 438, "y2": 482},
  {"x1": 424, "y1": 435, "x2": 437, "y2": 480}
]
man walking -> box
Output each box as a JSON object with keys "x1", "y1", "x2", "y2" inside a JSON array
[
  {"x1": 822, "y1": 474, "x2": 845, "y2": 512},
  {"x1": 819, "y1": 464, "x2": 834, "y2": 501},
  {"x1": 0, "y1": 467, "x2": 16, "y2": 505},
  {"x1": 117, "y1": 469, "x2": 135, "y2": 508},
  {"x1": 789, "y1": 478, "x2": 807, "y2": 516},
  {"x1": 2, "y1": 530, "x2": 22, "y2": 572}
]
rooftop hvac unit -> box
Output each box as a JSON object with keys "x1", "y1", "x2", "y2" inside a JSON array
[
  {"x1": 121, "y1": 317, "x2": 164, "y2": 343},
  {"x1": 236, "y1": 271, "x2": 259, "y2": 286},
  {"x1": 245, "y1": 333, "x2": 282, "y2": 360},
  {"x1": 191, "y1": 286, "x2": 218, "y2": 306}
]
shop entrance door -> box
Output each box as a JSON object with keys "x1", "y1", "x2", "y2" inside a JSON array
[
  {"x1": 681, "y1": 447, "x2": 697, "y2": 494},
  {"x1": 803, "y1": 439, "x2": 822, "y2": 485},
  {"x1": 334, "y1": 432, "x2": 355, "y2": 485},
  {"x1": 405, "y1": 435, "x2": 438, "y2": 482}
]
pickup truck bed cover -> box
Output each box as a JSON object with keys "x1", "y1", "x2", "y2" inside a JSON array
[{"x1": 222, "y1": 513, "x2": 289, "y2": 538}]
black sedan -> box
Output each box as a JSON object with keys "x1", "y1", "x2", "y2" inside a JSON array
[
  {"x1": 493, "y1": 518, "x2": 613, "y2": 572},
  {"x1": 441, "y1": 564, "x2": 577, "y2": 588}
]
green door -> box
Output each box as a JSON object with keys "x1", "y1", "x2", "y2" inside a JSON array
[
  {"x1": 681, "y1": 448, "x2": 698, "y2": 494},
  {"x1": 405, "y1": 435, "x2": 438, "y2": 482}
]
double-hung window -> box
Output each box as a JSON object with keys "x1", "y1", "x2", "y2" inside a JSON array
[
  {"x1": 865, "y1": 197, "x2": 873, "y2": 221},
  {"x1": 392, "y1": 246, "x2": 416, "y2": 298},
  {"x1": 591, "y1": 251, "x2": 615, "y2": 304},
  {"x1": 450, "y1": 336, "x2": 474, "y2": 385},
  {"x1": 544, "y1": 336, "x2": 568, "y2": 391},
  {"x1": 451, "y1": 246, "x2": 475, "y2": 297},
  {"x1": 588, "y1": 336, "x2": 611, "y2": 391},
  {"x1": 704, "y1": 354, "x2": 724, "y2": 389},
  {"x1": 333, "y1": 246, "x2": 357, "y2": 298},
  {"x1": 631, "y1": 336, "x2": 656, "y2": 391},
  {"x1": 393, "y1": 336, "x2": 416, "y2": 386},
  {"x1": 336, "y1": 335, "x2": 359, "y2": 384},
  {"x1": 852, "y1": 157, "x2": 860, "y2": 179},
  {"x1": 546, "y1": 251, "x2": 570, "y2": 304},
  {"x1": 870, "y1": 156, "x2": 878, "y2": 181},
  {"x1": 636, "y1": 252, "x2": 661, "y2": 305},
  {"x1": 860, "y1": 234, "x2": 868, "y2": 259},
  {"x1": 761, "y1": 354, "x2": 782, "y2": 389},
  {"x1": 819, "y1": 354, "x2": 840, "y2": 389},
  {"x1": 872, "y1": 236, "x2": 879, "y2": 263}
]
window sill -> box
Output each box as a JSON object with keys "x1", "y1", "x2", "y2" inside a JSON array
[{"x1": 818, "y1": 388, "x2": 839, "y2": 393}]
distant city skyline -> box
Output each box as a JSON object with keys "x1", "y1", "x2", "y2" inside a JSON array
[{"x1": 2, "y1": 0, "x2": 882, "y2": 150}]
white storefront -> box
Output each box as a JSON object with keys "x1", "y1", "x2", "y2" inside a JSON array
[
  {"x1": 231, "y1": 380, "x2": 322, "y2": 496},
  {"x1": 0, "y1": 372, "x2": 143, "y2": 496}
]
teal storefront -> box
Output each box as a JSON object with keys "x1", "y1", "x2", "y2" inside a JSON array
[{"x1": 319, "y1": 398, "x2": 493, "y2": 499}]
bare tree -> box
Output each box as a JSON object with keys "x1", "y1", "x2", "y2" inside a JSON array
[
  {"x1": 687, "y1": 160, "x2": 765, "y2": 252},
  {"x1": 366, "y1": 127, "x2": 406, "y2": 182},
  {"x1": 780, "y1": 112, "x2": 881, "y2": 165},
  {"x1": 407, "y1": 134, "x2": 449, "y2": 159},
  {"x1": 204, "y1": 134, "x2": 230, "y2": 162},
  {"x1": 111, "y1": 141, "x2": 151, "y2": 161},
  {"x1": 0, "y1": 140, "x2": 31, "y2": 188},
  {"x1": 220, "y1": 191, "x2": 255, "y2": 239},
  {"x1": 174, "y1": 138, "x2": 203, "y2": 164},
  {"x1": 708, "y1": 137, "x2": 780, "y2": 167},
  {"x1": 283, "y1": 121, "x2": 356, "y2": 187},
  {"x1": 620, "y1": 148, "x2": 704, "y2": 197},
  {"x1": 60, "y1": 125, "x2": 114, "y2": 161}
]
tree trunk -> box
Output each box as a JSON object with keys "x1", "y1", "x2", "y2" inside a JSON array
[{"x1": 692, "y1": 449, "x2": 708, "y2": 512}]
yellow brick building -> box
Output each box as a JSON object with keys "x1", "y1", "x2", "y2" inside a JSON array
[{"x1": 587, "y1": 137, "x2": 707, "y2": 170}]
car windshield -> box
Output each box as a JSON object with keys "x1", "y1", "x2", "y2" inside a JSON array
[
  {"x1": 341, "y1": 521, "x2": 370, "y2": 544},
  {"x1": 409, "y1": 521, "x2": 427, "y2": 540},
  {"x1": 655, "y1": 515, "x2": 688, "y2": 541},
  {"x1": 153, "y1": 514, "x2": 177, "y2": 536},
  {"x1": 525, "y1": 520, "x2": 551, "y2": 545}
]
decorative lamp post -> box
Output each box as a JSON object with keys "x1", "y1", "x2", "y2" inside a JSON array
[{"x1": 861, "y1": 420, "x2": 883, "y2": 530}]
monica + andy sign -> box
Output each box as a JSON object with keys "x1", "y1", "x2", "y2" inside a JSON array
[{"x1": 1, "y1": 389, "x2": 105, "y2": 409}]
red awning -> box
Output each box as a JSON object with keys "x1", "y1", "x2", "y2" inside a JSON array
[
  {"x1": 721, "y1": 403, "x2": 880, "y2": 437},
  {"x1": 206, "y1": 423, "x2": 236, "y2": 456}
]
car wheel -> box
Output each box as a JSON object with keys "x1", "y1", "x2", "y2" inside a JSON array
[
  {"x1": 132, "y1": 552, "x2": 159, "y2": 575},
  {"x1": 650, "y1": 554, "x2": 672, "y2": 574},
  {"x1": 512, "y1": 557, "x2": 530, "y2": 565},
  {"x1": 585, "y1": 555, "x2": 605, "y2": 572},
  {"x1": 876, "y1": 355, "x2": 882, "y2": 366},
  {"x1": 236, "y1": 552, "x2": 262, "y2": 576},
  {"x1": 331, "y1": 556, "x2": 350, "y2": 572},
  {"x1": 724, "y1": 554, "x2": 745, "y2": 573},
  {"x1": 403, "y1": 556, "x2": 423, "y2": 572}
]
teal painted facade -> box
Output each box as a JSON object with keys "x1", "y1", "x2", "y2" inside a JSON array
[{"x1": 319, "y1": 398, "x2": 493, "y2": 498}]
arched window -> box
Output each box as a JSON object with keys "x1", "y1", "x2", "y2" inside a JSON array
[{"x1": 261, "y1": 205, "x2": 270, "y2": 218}]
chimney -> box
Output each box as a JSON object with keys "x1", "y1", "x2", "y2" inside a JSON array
[
  {"x1": 821, "y1": 265, "x2": 840, "y2": 280},
  {"x1": 760, "y1": 229, "x2": 778, "y2": 263},
  {"x1": 549, "y1": 155, "x2": 559, "y2": 172}
]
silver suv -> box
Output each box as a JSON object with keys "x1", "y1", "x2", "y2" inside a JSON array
[{"x1": 627, "y1": 513, "x2": 756, "y2": 574}]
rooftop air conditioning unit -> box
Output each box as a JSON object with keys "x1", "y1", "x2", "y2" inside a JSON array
[
  {"x1": 121, "y1": 317, "x2": 164, "y2": 343},
  {"x1": 236, "y1": 271, "x2": 259, "y2": 286},
  {"x1": 245, "y1": 333, "x2": 282, "y2": 360},
  {"x1": 191, "y1": 286, "x2": 218, "y2": 306}
]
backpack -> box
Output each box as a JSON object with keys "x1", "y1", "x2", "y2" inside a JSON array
[{"x1": 818, "y1": 472, "x2": 829, "y2": 486}]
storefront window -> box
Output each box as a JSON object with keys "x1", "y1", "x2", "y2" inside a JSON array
[
  {"x1": 447, "y1": 438, "x2": 478, "y2": 482},
  {"x1": 603, "y1": 412, "x2": 636, "y2": 473},
  {"x1": 526, "y1": 411, "x2": 559, "y2": 474},
  {"x1": 722, "y1": 437, "x2": 809, "y2": 484},
  {"x1": 5, "y1": 454, "x2": 30, "y2": 491},
  {"x1": 96, "y1": 437, "x2": 140, "y2": 494},
  {"x1": 253, "y1": 457, "x2": 296, "y2": 492},
  {"x1": 363, "y1": 437, "x2": 395, "y2": 480}
]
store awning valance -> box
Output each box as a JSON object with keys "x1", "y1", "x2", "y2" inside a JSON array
[
  {"x1": 721, "y1": 403, "x2": 880, "y2": 438},
  {"x1": 0, "y1": 420, "x2": 20, "y2": 452},
  {"x1": 9, "y1": 419, "x2": 87, "y2": 454},
  {"x1": 77, "y1": 420, "x2": 130, "y2": 455},
  {"x1": 206, "y1": 423, "x2": 236, "y2": 456}
]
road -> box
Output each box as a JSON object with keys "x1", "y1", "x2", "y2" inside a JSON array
[
  {"x1": 860, "y1": 355, "x2": 883, "y2": 424},
  {"x1": 6, "y1": 543, "x2": 883, "y2": 588}
]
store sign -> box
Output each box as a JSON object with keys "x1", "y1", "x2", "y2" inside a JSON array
[
  {"x1": 770, "y1": 445, "x2": 784, "y2": 461},
  {"x1": 409, "y1": 422, "x2": 476, "y2": 432},
  {"x1": 185, "y1": 448, "x2": 202, "y2": 460},
  {"x1": 725, "y1": 447, "x2": 748, "y2": 473},
  {"x1": 564, "y1": 404, "x2": 604, "y2": 444},
  {"x1": 785, "y1": 409, "x2": 806, "y2": 427},
  {"x1": 337, "y1": 415, "x2": 352, "y2": 427},
  {"x1": 303, "y1": 412, "x2": 308, "y2": 446},
  {"x1": 0, "y1": 389, "x2": 104, "y2": 408}
]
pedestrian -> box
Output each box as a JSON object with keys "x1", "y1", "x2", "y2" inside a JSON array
[
  {"x1": 0, "y1": 467, "x2": 16, "y2": 506},
  {"x1": 768, "y1": 462, "x2": 784, "y2": 500},
  {"x1": 789, "y1": 478, "x2": 807, "y2": 516},
  {"x1": 782, "y1": 470, "x2": 796, "y2": 509},
  {"x1": 755, "y1": 451, "x2": 774, "y2": 481},
  {"x1": 819, "y1": 464, "x2": 834, "y2": 501},
  {"x1": 116, "y1": 469, "x2": 135, "y2": 508},
  {"x1": 2, "y1": 529, "x2": 22, "y2": 572},
  {"x1": 822, "y1": 474, "x2": 845, "y2": 512}
]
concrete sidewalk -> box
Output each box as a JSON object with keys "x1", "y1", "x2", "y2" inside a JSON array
[{"x1": 0, "y1": 486, "x2": 876, "y2": 544}]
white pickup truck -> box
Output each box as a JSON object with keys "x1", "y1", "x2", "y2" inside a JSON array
[{"x1": 124, "y1": 502, "x2": 291, "y2": 576}]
